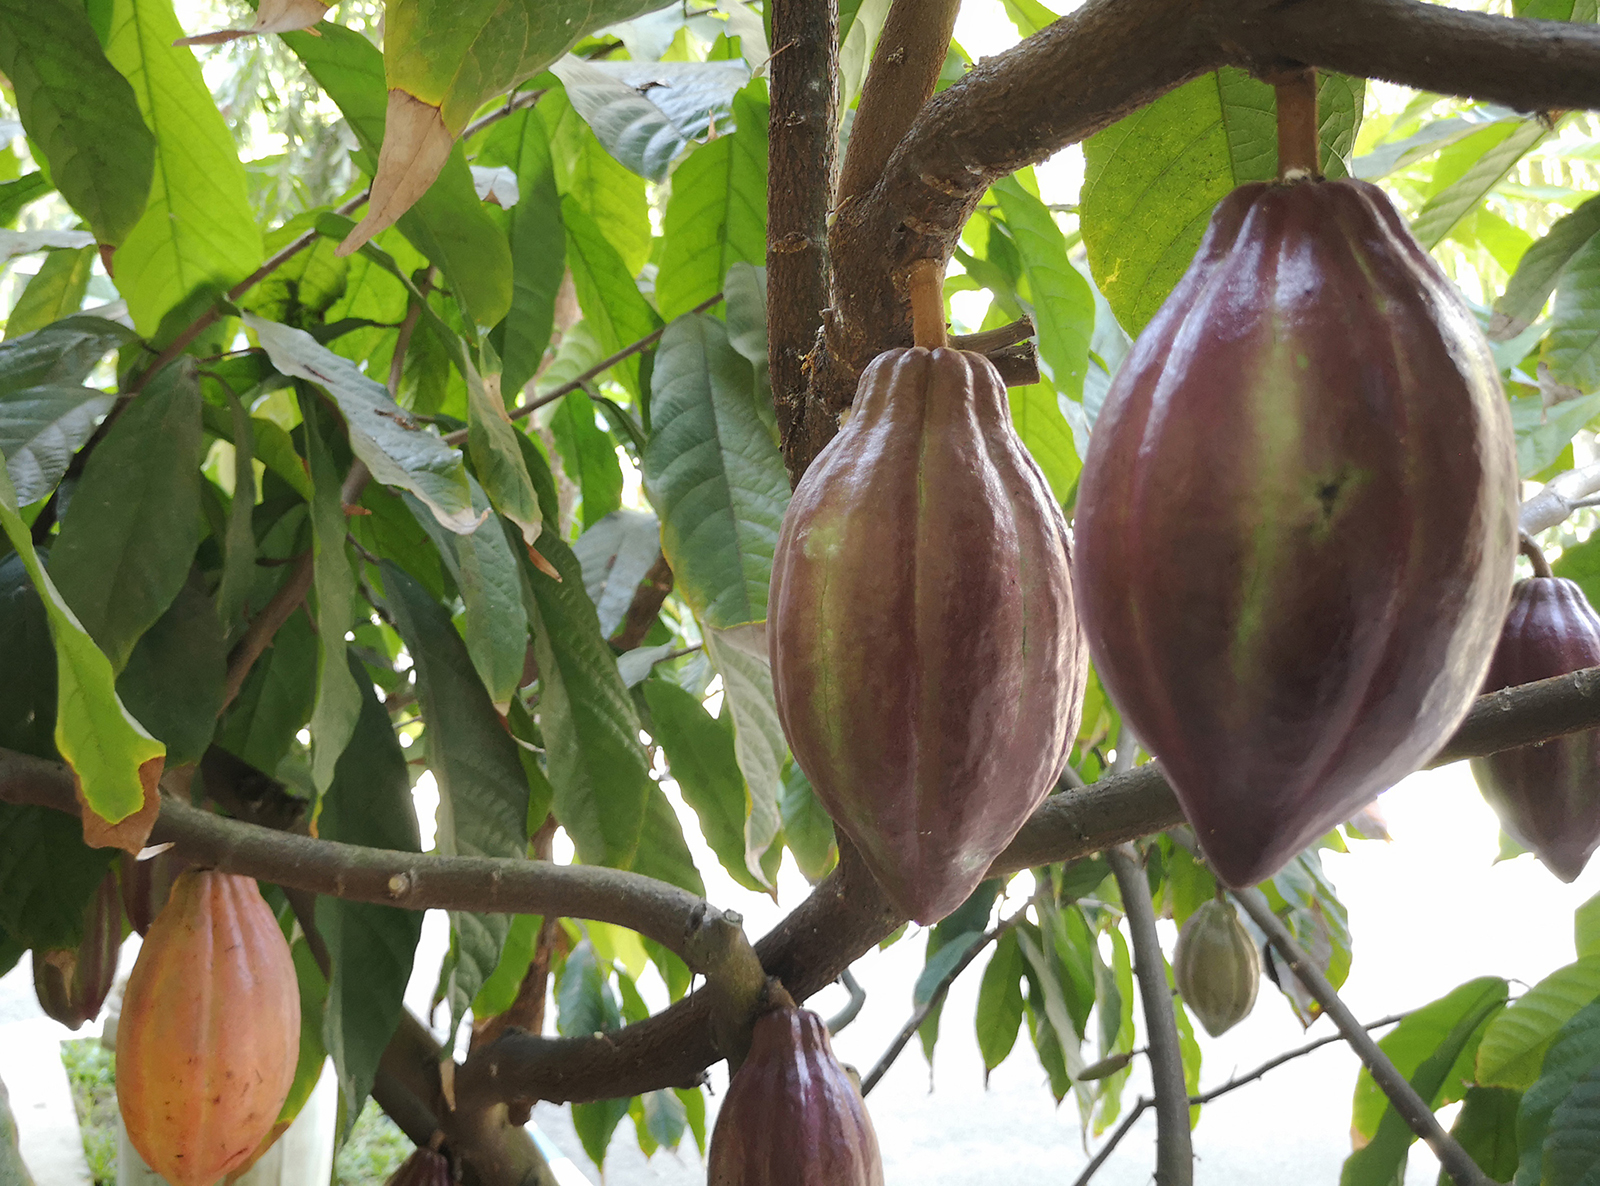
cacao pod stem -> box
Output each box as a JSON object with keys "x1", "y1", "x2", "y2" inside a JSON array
[
  {"x1": 907, "y1": 258, "x2": 948, "y2": 348},
  {"x1": 1271, "y1": 67, "x2": 1320, "y2": 178}
]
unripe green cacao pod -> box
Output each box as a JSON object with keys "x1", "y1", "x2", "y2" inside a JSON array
[
  {"x1": 708, "y1": 1005, "x2": 883, "y2": 1186},
  {"x1": 1074, "y1": 178, "x2": 1518, "y2": 887},
  {"x1": 116, "y1": 869, "x2": 300, "y2": 1186},
  {"x1": 770, "y1": 346, "x2": 1088, "y2": 923},
  {"x1": 386, "y1": 1146, "x2": 451, "y2": 1186},
  {"x1": 33, "y1": 868, "x2": 122, "y2": 1030},
  {"x1": 1471, "y1": 576, "x2": 1600, "y2": 882},
  {"x1": 1174, "y1": 899, "x2": 1260, "y2": 1038}
]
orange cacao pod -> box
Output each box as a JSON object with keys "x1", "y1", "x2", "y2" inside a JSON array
[
  {"x1": 708, "y1": 1004, "x2": 883, "y2": 1186},
  {"x1": 115, "y1": 869, "x2": 300, "y2": 1186}
]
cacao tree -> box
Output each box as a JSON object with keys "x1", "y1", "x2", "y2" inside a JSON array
[{"x1": 0, "y1": 0, "x2": 1598, "y2": 1184}]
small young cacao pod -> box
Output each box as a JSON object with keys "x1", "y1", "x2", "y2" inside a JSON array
[
  {"x1": 708, "y1": 1004, "x2": 883, "y2": 1186},
  {"x1": 386, "y1": 1146, "x2": 452, "y2": 1186},
  {"x1": 770, "y1": 346, "x2": 1088, "y2": 923},
  {"x1": 120, "y1": 847, "x2": 190, "y2": 936},
  {"x1": 33, "y1": 868, "x2": 122, "y2": 1030},
  {"x1": 1174, "y1": 899, "x2": 1260, "y2": 1038},
  {"x1": 116, "y1": 869, "x2": 300, "y2": 1186},
  {"x1": 1471, "y1": 576, "x2": 1600, "y2": 881},
  {"x1": 1074, "y1": 177, "x2": 1518, "y2": 887}
]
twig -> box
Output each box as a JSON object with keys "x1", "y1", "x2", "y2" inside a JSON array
[
  {"x1": 1519, "y1": 531, "x2": 1554, "y2": 579},
  {"x1": 1071, "y1": 1097, "x2": 1152, "y2": 1186},
  {"x1": 218, "y1": 551, "x2": 314, "y2": 715},
  {"x1": 859, "y1": 903, "x2": 1028, "y2": 1095},
  {"x1": 1228, "y1": 886, "x2": 1493, "y2": 1186},
  {"x1": 1192, "y1": 1013, "x2": 1407, "y2": 1105},
  {"x1": 827, "y1": 968, "x2": 867, "y2": 1035},
  {"x1": 1108, "y1": 840, "x2": 1192, "y2": 1186},
  {"x1": 951, "y1": 317, "x2": 1035, "y2": 354}
]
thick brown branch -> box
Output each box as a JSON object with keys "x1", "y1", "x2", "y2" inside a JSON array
[
  {"x1": 768, "y1": 0, "x2": 839, "y2": 476},
  {"x1": 611, "y1": 551, "x2": 674, "y2": 650}
]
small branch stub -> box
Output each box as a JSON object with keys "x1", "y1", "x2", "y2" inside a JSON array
[
  {"x1": 1520, "y1": 531, "x2": 1555, "y2": 579},
  {"x1": 908, "y1": 259, "x2": 949, "y2": 349},
  {"x1": 1273, "y1": 67, "x2": 1321, "y2": 180}
]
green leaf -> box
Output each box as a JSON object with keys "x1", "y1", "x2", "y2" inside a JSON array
[
  {"x1": 1017, "y1": 923, "x2": 1088, "y2": 1094},
  {"x1": 465, "y1": 359, "x2": 543, "y2": 546},
  {"x1": 977, "y1": 928, "x2": 1027, "y2": 1073},
  {"x1": 383, "y1": 562, "x2": 526, "y2": 1026},
  {"x1": 1261, "y1": 845, "x2": 1352, "y2": 1021},
  {"x1": 1578, "y1": 893, "x2": 1600, "y2": 960},
  {"x1": 572, "y1": 1097, "x2": 631, "y2": 1172},
  {"x1": 643, "y1": 678, "x2": 766, "y2": 892},
  {"x1": 115, "y1": 575, "x2": 224, "y2": 767},
  {"x1": 1437, "y1": 1086, "x2": 1522, "y2": 1186},
  {"x1": 1514, "y1": 998, "x2": 1600, "y2": 1186},
  {"x1": 1511, "y1": 391, "x2": 1600, "y2": 477},
  {"x1": 704, "y1": 625, "x2": 785, "y2": 879},
  {"x1": 1350, "y1": 977, "x2": 1510, "y2": 1145},
  {"x1": 1545, "y1": 1067, "x2": 1600, "y2": 1186},
  {"x1": 640, "y1": 1088, "x2": 687, "y2": 1152},
  {"x1": 6, "y1": 246, "x2": 94, "y2": 338},
  {"x1": 992, "y1": 175, "x2": 1094, "y2": 404},
  {"x1": 215, "y1": 606, "x2": 316, "y2": 777},
  {"x1": 213, "y1": 387, "x2": 257, "y2": 635},
  {"x1": 643, "y1": 314, "x2": 788, "y2": 628},
  {"x1": 1007, "y1": 380, "x2": 1081, "y2": 503},
  {"x1": 515, "y1": 496, "x2": 651, "y2": 870},
  {"x1": 0, "y1": 173, "x2": 51, "y2": 229},
  {"x1": 247, "y1": 313, "x2": 478, "y2": 533},
  {"x1": 916, "y1": 930, "x2": 983, "y2": 1007},
  {"x1": 1493, "y1": 195, "x2": 1600, "y2": 337},
  {"x1": 0, "y1": 1061, "x2": 34, "y2": 1184},
  {"x1": 1411, "y1": 119, "x2": 1551, "y2": 250},
  {"x1": 478, "y1": 109, "x2": 565, "y2": 399},
  {"x1": 656, "y1": 85, "x2": 767, "y2": 320},
  {"x1": 0, "y1": 555, "x2": 57, "y2": 760},
  {"x1": 1478, "y1": 956, "x2": 1600, "y2": 1088},
  {"x1": 1547, "y1": 230, "x2": 1600, "y2": 394},
  {"x1": 277, "y1": 938, "x2": 330, "y2": 1137},
  {"x1": 316, "y1": 655, "x2": 424, "y2": 1133},
  {"x1": 0, "y1": 315, "x2": 134, "y2": 393},
  {"x1": 299, "y1": 392, "x2": 363, "y2": 791},
  {"x1": 551, "y1": 390, "x2": 624, "y2": 529},
  {"x1": 0, "y1": 464, "x2": 162, "y2": 822},
  {"x1": 561, "y1": 196, "x2": 660, "y2": 401},
  {"x1": 571, "y1": 509, "x2": 661, "y2": 638},
  {"x1": 0, "y1": 385, "x2": 115, "y2": 507},
  {"x1": 473, "y1": 913, "x2": 542, "y2": 1019},
  {"x1": 1082, "y1": 68, "x2": 1362, "y2": 336},
  {"x1": 0, "y1": 0, "x2": 153, "y2": 247},
  {"x1": 1342, "y1": 978, "x2": 1508, "y2": 1186},
  {"x1": 283, "y1": 23, "x2": 512, "y2": 329},
  {"x1": 542, "y1": 88, "x2": 652, "y2": 277},
  {"x1": 49, "y1": 361, "x2": 203, "y2": 672},
  {"x1": 630, "y1": 783, "x2": 706, "y2": 897},
  {"x1": 102, "y1": 0, "x2": 259, "y2": 332},
  {"x1": 778, "y1": 760, "x2": 836, "y2": 883},
  {"x1": 0, "y1": 803, "x2": 115, "y2": 951}
]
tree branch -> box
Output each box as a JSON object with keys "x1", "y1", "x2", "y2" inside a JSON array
[
  {"x1": 1108, "y1": 843, "x2": 1192, "y2": 1186},
  {"x1": 1229, "y1": 886, "x2": 1493, "y2": 1186},
  {"x1": 1193, "y1": 1013, "x2": 1407, "y2": 1106},
  {"x1": 1071, "y1": 1097, "x2": 1152, "y2": 1186},
  {"x1": 768, "y1": 0, "x2": 839, "y2": 474},
  {"x1": 1520, "y1": 462, "x2": 1600, "y2": 536},
  {"x1": 218, "y1": 551, "x2": 313, "y2": 715}
]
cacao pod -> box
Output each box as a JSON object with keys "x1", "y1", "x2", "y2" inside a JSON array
[
  {"x1": 386, "y1": 1146, "x2": 452, "y2": 1186},
  {"x1": 1173, "y1": 899, "x2": 1260, "y2": 1038},
  {"x1": 33, "y1": 868, "x2": 122, "y2": 1030},
  {"x1": 708, "y1": 1004, "x2": 883, "y2": 1186},
  {"x1": 770, "y1": 346, "x2": 1088, "y2": 923},
  {"x1": 1470, "y1": 576, "x2": 1600, "y2": 881},
  {"x1": 116, "y1": 869, "x2": 300, "y2": 1186},
  {"x1": 1074, "y1": 178, "x2": 1518, "y2": 887},
  {"x1": 120, "y1": 847, "x2": 190, "y2": 937}
]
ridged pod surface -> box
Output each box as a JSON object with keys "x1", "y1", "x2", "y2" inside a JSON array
[
  {"x1": 386, "y1": 1146, "x2": 452, "y2": 1186},
  {"x1": 708, "y1": 1005, "x2": 883, "y2": 1186},
  {"x1": 116, "y1": 870, "x2": 300, "y2": 1186},
  {"x1": 1174, "y1": 899, "x2": 1261, "y2": 1038},
  {"x1": 120, "y1": 848, "x2": 190, "y2": 937},
  {"x1": 33, "y1": 869, "x2": 122, "y2": 1030},
  {"x1": 1074, "y1": 178, "x2": 1518, "y2": 887},
  {"x1": 769, "y1": 347, "x2": 1088, "y2": 923},
  {"x1": 1471, "y1": 576, "x2": 1600, "y2": 882}
]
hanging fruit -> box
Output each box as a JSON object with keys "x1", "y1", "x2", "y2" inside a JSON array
[
  {"x1": 1173, "y1": 898, "x2": 1261, "y2": 1037},
  {"x1": 115, "y1": 869, "x2": 301, "y2": 1186},
  {"x1": 385, "y1": 1145, "x2": 452, "y2": 1185},
  {"x1": 708, "y1": 993, "x2": 884, "y2": 1186},
  {"x1": 1072, "y1": 71, "x2": 1518, "y2": 888},
  {"x1": 1470, "y1": 546, "x2": 1600, "y2": 882},
  {"x1": 769, "y1": 261, "x2": 1088, "y2": 924},
  {"x1": 119, "y1": 847, "x2": 191, "y2": 937},
  {"x1": 32, "y1": 868, "x2": 122, "y2": 1030}
]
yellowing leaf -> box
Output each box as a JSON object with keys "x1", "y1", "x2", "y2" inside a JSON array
[
  {"x1": 174, "y1": 0, "x2": 330, "y2": 45},
  {"x1": 338, "y1": 92, "x2": 454, "y2": 257}
]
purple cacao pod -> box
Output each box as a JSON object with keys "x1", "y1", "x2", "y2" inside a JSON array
[
  {"x1": 708, "y1": 1005, "x2": 883, "y2": 1186},
  {"x1": 1074, "y1": 178, "x2": 1518, "y2": 888},
  {"x1": 120, "y1": 847, "x2": 190, "y2": 937},
  {"x1": 1471, "y1": 576, "x2": 1600, "y2": 882},
  {"x1": 769, "y1": 346, "x2": 1088, "y2": 923},
  {"x1": 33, "y1": 868, "x2": 122, "y2": 1029},
  {"x1": 385, "y1": 1147, "x2": 451, "y2": 1186}
]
